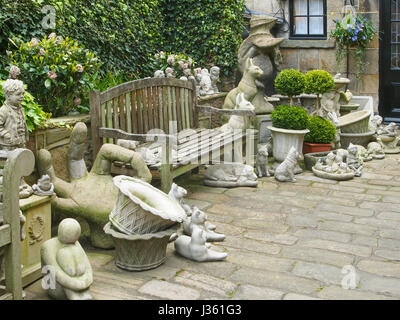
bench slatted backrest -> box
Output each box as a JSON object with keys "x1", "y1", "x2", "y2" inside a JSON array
[{"x1": 90, "y1": 78, "x2": 198, "y2": 158}]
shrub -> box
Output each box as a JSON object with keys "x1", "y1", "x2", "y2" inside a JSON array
[
  {"x1": 305, "y1": 116, "x2": 336, "y2": 144},
  {"x1": 151, "y1": 51, "x2": 196, "y2": 78},
  {"x1": 8, "y1": 34, "x2": 100, "y2": 117},
  {"x1": 160, "y1": 0, "x2": 246, "y2": 76},
  {"x1": 274, "y1": 69, "x2": 306, "y2": 105},
  {"x1": 304, "y1": 70, "x2": 334, "y2": 113},
  {"x1": 271, "y1": 105, "x2": 309, "y2": 130},
  {"x1": 0, "y1": 79, "x2": 50, "y2": 132}
]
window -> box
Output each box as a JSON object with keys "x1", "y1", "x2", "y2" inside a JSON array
[{"x1": 289, "y1": 0, "x2": 327, "y2": 39}]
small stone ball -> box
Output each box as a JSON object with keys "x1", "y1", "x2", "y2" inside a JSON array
[{"x1": 58, "y1": 218, "x2": 81, "y2": 244}]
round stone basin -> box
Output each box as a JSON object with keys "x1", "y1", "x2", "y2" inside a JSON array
[
  {"x1": 334, "y1": 77, "x2": 351, "y2": 90},
  {"x1": 337, "y1": 110, "x2": 372, "y2": 133}
]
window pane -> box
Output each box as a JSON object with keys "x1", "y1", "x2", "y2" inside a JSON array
[
  {"x1": 392, "y1": 22, "x2": 400, "y2": 43},
  {"x1": 392, "y1": 44, "x2": 400, "y2": 69},
  {"x1": 309, "y1": 17, "x2": 324, "y2": 34},
  {"x1": 295, "y1": 0, "x2": 307, "y2": 15},
  {"x1": 294, "y1": 17, "x2": 308, "y2": 34},
  {"x1": 392, "y1": 0, "x2": 400, "y2": 20},
  {"x1": 309, "y1": 0, "x2": 323, "y2": 15}
]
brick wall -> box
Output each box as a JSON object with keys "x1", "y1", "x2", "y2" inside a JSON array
[{"x1": 246, "y1": 0, "x2": 380, "y2": 111}]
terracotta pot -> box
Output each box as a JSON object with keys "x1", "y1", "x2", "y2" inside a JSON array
[{"x1": 303, "y1": 142, "x2": 332, "y2": 155}]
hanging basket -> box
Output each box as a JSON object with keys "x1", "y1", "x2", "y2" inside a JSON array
[{"x1": 109, "y1": 176, "x2": 186, "y2": 235}]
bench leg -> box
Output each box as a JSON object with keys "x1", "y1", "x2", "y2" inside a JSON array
[{"x1": 161, "y1": 164, "x2": 173, "y2": 194}]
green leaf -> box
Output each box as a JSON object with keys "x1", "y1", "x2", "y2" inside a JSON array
[{"x1": 45, "y1": 79, "x2": 51, "y2": 88}]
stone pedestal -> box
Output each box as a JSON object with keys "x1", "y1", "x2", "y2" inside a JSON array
[
  {"x1": 198, "y1": 93, "x2": 228, "y2": 129},
  {"x1": 20, "y1": 194, "x2": 54, "y2": 287}
]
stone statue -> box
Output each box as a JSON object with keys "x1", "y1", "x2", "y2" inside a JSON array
[
  {"x1": 256, "y1": 143, "x2": 271, "y2": 177},
  {"x1": 320, "y1": 74, "x2": 350, "y2": 119},
  {"x1": 174, "y1": 225, "x2": 228, "y2": 262},
  {"x1": 182, "y1": 207, "x2": 225, "y2": 242},
  {"x1": 36, "y1": 122, "x2": 152, "y2": 249},
  {"x1": 32, "y1": 174, "x2": 54, "y2": 196},
  {"x1": 199, "y1": 69, "x2": 213, "y2": 96},
  {"x1": 327, "y1": 111, "x2": 341, "y2": 149},
  {"x1": 369, "y1": 115, "x2": 384, "y2": 135},
  {"x1": 168, "y1": 183, "x2": 192, "y2": 216},
  {"x1": 219, "y1": 93, "x2": 255, "y2": 132},
  {"x1": 312, "y1": 151, "x2": 354, "y2": 180},
  {"x1": 203, "y1": 163, "x2": 258, "y2": 188},
  {"x1": 210, "y1": 66, "x2": 220, "y2": 94},
  {"x1": 154, "y1": 70, "x2": 165, "y2": 78},
  {"x1": 347, "y1": 143, "x2": 363, "y2": 177},
  {"x1": 41, "y1": 218, "x2": 93, "y2": 300},
  {"x1": 376, "y1": 122, "x2": 400, "y2": 154},
  {"x1": 274, "y1": 146, "x2": 301, "y2": 183},
  {"x1": 0, "y1": 78, "x2": 32, "y2": 199},
  {"x1": 367, "y1": 142, "x2": 385, "y2": 160},
  {"x1": 237, "y1": 15, "x2": 283, "y2": 113},
  {"x1": 356, "y1": 145, "x2": 372, "y2": 162}
]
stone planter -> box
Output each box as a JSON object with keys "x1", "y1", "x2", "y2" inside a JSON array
[
  {"x1": 110, "y1": 176, "x2": 186, "y2": 235},
  {"x1": 303, "y1": 142, "x2": 332, "y2": 155},
  {"x1": 312, "y1": 167, "x2": 354, "y2": 181},
  {"x1": 104, "y1": 222, "x2": 179, "y2": 271},
  {"x1": 268, "y1": 126, "x2": 309, "y2": 173},
  {"x1": 337, "y1": 110, "x2": 371, "y2": 133},
  {"x1": 340, "y1": 131, "x2": 375, "y2": 148}
]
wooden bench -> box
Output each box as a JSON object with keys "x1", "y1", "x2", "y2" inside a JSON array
[
  {"x1": 90, "y1": 77, "x2": 255, "y2": 193},
  {"x1": 0, "y1": 149, "x2": 35, "y2": 300}
]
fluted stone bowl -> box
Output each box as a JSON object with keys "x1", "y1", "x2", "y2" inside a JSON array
[
  {"x1": 104, "y1": 222, "x2": 179, "y2": 271},
  {"x1": 340, "y1": 131, "x2": 375, "y2": 148},
  {"x1": 337, "y1": 110, "x2": 371, "y2": 133},
  {"x1": 109, "y1": 176, "x2": 186, "y2": 235}
]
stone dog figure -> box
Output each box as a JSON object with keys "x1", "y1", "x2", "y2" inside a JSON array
[{"x1": 37, "y1": 122, "x2": 152, "y2": 249}]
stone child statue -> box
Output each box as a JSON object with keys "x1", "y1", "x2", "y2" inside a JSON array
[
  {"x1": 0, "y1": 79, "x2": 32, "y2": 198},
  {"x1": 346, "y1": 143, "x2": 363, "y2": 177}
]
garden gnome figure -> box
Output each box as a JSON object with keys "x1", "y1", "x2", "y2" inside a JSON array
[
  {"x1": 41, "y1": 218, "x2": 93, "y2": 300},
  {"x1": 0, "y1": 77, "x2": 32, "y2": 199}
]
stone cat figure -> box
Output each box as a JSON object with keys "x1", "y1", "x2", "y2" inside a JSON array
[
  {"x1": 274, "y1": 147, "x2": 301, "y2": 183},
  {"x1": 168, "y1": 183, "x2": 192, "y2": 216},
  {"x1": 219, "y1": 93, "x2": 255, "y2": 132},
  {"x1": 174, "y1": 225, "x2": 228, "y2": 262},
  {"x1": 183, "y1": 207, "x2": 225, "y2": 242},
  {"x1": 256, "y1": 143, "x2": 271, "y2": 177}
]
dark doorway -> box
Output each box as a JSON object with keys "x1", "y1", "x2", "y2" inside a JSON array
[{"x1": 379, "y1": 0, "x2": 400, "y2": 122}]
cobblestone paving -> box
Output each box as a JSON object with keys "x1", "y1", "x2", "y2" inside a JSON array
[{"x1": 26, "y1": 154, "x2": 400, "y2": 300}]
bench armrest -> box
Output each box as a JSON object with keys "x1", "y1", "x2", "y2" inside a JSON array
[
  {"x1": 99, "y1": 128, "x2": 177, "y2": 144},
  {"x1": 197, "y1": 105, "x2": 255, "y2": 116}
]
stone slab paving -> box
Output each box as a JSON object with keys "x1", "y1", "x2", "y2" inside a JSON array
[{"x1": 25, "y1": 154, "x2": 400, "y2": 300}]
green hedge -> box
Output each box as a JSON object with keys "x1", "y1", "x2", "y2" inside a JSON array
[
  {"x1": 1, "y1": 0, "x2": 244, "y2": 78},
  {"x1": 160, "y1": 0, "x2": 245, "y2": 76}
]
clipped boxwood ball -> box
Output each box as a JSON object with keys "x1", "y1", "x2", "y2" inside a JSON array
[
  {"x1": 271, "y1": 105, "x2": 309, "y2": 130},
  {"x1": 274, "y1": 69, "x2": 306, "y2": 98},
  {"x1": 305, "y1": 116, "x2": 336, "y2": 144},
  {"x1": 304, "y1": 70, "x2": 335, "y2": 95}
]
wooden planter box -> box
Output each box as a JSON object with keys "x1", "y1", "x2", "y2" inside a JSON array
[
  {"x1": 303, "y1": 142, "x2": 332, "y2": 155},
  {"x1": 20, "y1": 194, "x2": 54, "y2": 287}
]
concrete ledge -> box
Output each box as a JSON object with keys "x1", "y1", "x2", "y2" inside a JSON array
[{"x1": 281, "y1": 39, "x2": 336, "y2": 49}]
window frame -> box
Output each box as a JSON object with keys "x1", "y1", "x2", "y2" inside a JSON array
[{"x1": 289, "y1": 0, "x2": 327, "y2": 40}]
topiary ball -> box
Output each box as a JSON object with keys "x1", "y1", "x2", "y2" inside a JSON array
[
  {"x1": 305, "y1": 115, "x2": 336, "y2": 144},
  {"x1": 304, "y1": 70, "x2": 335, "y2": 95},
  {"x1": 274, "y1": 69, "x2": 305, "y2": 97},
  {"x1": 271, "y1": 104, "x2": 309, "y2": 130}
]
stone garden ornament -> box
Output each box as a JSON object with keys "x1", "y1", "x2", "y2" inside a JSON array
[
  {"x1": 274, "y1": 146, "x2": 301, "y2": 183},
  {"x1": 32, "y1": 175, "x2": 54, "y2": 196},
  {"x1": 210, "y1": 66, "x2": 220, "y2": 94},
  {"x1": 367, "y1": 142, "x2": 385, "y2": 160},
  {"x1": 37, "y1": 122, "x2": 152, "y2": 249},
  {"x1": 0, "y1": 77, "x2": 32, "y2": 199},
  {"x1": 312, "y1": 151, "x2": 354, "y2": 181},
  {"x1": 256, "y1": 143, "x2": 271, "y2": 177},
  {"x1": 174, "y1": 225, "x2": 228, "y2": 262},
  {"x1": 376, "y1": 122, "x2": 400, "y2": 154},
  {"x1": 203, "y1": 163, "x2": 258, "y2": 188},
  {"x1": 346, "y1": 143, "x2": 363, "y2": 177},
  {"x1": 41, "y1": 218, "x2": 93, "y2": 300},
  {"x1": 219, "y1": 93, "x2": 255, "y2": 132}
]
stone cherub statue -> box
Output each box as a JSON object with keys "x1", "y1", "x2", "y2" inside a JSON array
[
  {"x1": 346, "y1": 143, "x2": 363, "y2": 177},
  {"x1": 0, "y1": 77, "x2": 32, "y2": 199},
  {"x1": 210, "y1": 66, "x2": 220, "y2": 94},
  {"x1": 199, "y1": 69, "x2": 213, "y2": 96},
  {"x1": 41, "y1": 218, "x2": 93, "y2": 300},
  {"x1": 274, "y1": 146, "x2": 301, "y2": 183}
]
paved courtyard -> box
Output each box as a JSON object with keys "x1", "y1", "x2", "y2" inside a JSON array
[{"x1": 26, "y1": 154, "x2": 400, "y2": 300}]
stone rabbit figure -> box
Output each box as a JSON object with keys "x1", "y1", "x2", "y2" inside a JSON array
[
  {"x1": 174, "y1": 225, "x2": 228, "y2": 262},
  {"x1": 256, "y1": 143, "x2": 271, "y2": 177}
]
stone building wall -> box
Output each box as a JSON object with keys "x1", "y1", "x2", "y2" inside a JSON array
[{"x1": 246, "y1": 0, "x2": 380, "y2": 111}]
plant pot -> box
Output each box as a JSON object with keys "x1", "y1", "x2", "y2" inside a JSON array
[
  {"x1": 337, "y1": 110, "x2": 371, "y2": 133},
  {"x1": 339, "y1": 131, "x2": 375, "y2": 148},
  {"x1": 267, "y1": 126, "x2": 309, "y2": 174},
  {"x1": 303, "y1": 142, "x2": 332, "y2": 155},
  {"x1": 110, "y1": 176, "x2": 186, "y2": 235},
  {"x1": 104, "y1": 222, "x2": 179, "y2": 271}
]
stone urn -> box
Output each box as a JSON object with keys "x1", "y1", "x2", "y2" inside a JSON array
[{"x1": 268, "y1": 126, "x2": 309, "y2": 174}]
